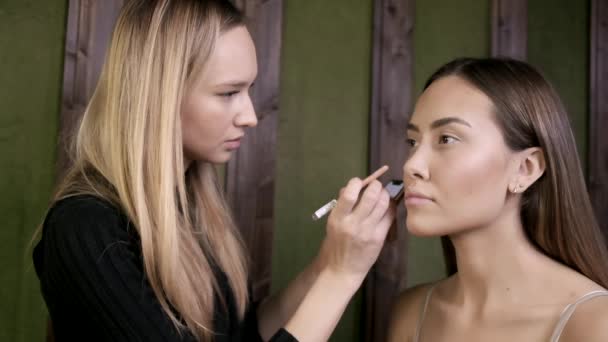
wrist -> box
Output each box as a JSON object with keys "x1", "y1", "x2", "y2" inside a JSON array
[{"x1": 316, "y1": 267, "x2": 364, "y2": 294}]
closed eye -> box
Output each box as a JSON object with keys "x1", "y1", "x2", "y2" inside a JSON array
[{"x1": 218, "y1": 90, "x2": 239, "y2": 97}]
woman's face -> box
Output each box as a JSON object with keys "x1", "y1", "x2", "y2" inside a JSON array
[
  {"x1": 403, "y1": 76, "x2": 517, "y2": 237},
  {"x1": 181, "y1": 26, "x2": 258, "y2": 165}
]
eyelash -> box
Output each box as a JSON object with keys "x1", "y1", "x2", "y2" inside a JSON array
[
  {"x1": 406, "y1": 135, "x2": 458, "y2": 147},
  {"x1": 219, "y1": 91, "x2": 239, "y2": 98},
  {"x1": 439, "y1": 135, "x2": 457, "y2": 144}
]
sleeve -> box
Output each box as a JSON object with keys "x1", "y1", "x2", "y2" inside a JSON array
[
  {"x1": 38, "y1": 196, "x2": 197, "y2": 342},
  {"x1": 240, "y1": 300, "x2": 299, "y2": 342},
  {"x1": 269, "y1": 329, "x2": 299, "y2": 342}
]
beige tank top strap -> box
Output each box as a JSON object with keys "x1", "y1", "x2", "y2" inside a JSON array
[
  {"x1": 413, "y1": 283, "x2": 439, "y2": 342},
  {"x1": 549, "y1": 290, "x2": 608, "y2": 342}
]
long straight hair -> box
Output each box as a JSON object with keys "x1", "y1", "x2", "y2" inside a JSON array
[
  {"x1": 46, "y1": 1, "x2": 249, "y2": 340},
  {"x1": 426, "y1": 58, "x2": 608, "y2": 288}
]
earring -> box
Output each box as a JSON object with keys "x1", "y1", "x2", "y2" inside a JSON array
[{"x1": 511, "y1": 184, "x2": 524, "y2": 193}]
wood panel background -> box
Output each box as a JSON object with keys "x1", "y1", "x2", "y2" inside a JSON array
[
  {"x1": 227, "y1": 0, "x2": 283, "y2": 302},
  {"x1": 589, "y1": 0, "x2": 608, "y2": 235},
  {"x1": 57, "y1": 0, "x2": 125, "y2": 180},
  {"x1": 491, "y1": 0, "x2": 528, "y2": 59},
  {"x1": 364, "y1": 1, "x2": 414, "y2": 341}
]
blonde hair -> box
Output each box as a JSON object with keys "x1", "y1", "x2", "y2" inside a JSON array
[{"x1": 49, "y1": 0, "x2": 249, "y2": 340}]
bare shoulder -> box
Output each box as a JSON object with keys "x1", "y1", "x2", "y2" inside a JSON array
[
  {"x1": 559, "y1": 290, "x2": 608, "y2": 342},
  {"x1": 387, "y1": 282, "x2": 437, "y2": 342}
]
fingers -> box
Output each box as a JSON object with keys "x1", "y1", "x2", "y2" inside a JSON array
[
  {"x1": 333, "y1": 179, "x2": 389, "y2": 224},
  {"x1": 351, "y1": 180, "x2": 383, "y2": 221},
  {"x1": 332, "y1": 177, "x2": 362, "y2": 218},
  {"x1": 331, "y1": 166, "x2": 389, "y2": 220},
  {"x1": 362, "y1": 188, "x2": 390, "y2": 225},
  {"x1": 369, "y1": 203, "x2": 396, "y2": 242}
]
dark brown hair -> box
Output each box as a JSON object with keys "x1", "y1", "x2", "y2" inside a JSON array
[{"x1": 426, "y1": 58, "x2": 608, "y2": 287}]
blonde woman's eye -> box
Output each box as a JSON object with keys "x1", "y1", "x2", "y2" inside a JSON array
[
  {"x1": 406, "y1": 138, "x2": 417, "y2": 147},
  {"x1": 219, "y1": 91, "x2": 239, "y2": 97}
]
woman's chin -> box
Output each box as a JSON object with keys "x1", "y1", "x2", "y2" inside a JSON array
[{"x1": 406, "y1": 219, "x2": 445, "y2": 237}]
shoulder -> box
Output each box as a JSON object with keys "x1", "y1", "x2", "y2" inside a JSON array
[
  {"x1": 40, "y1": 195, "x2": 135, "y2": 261},
  {"x1": 48, "y1": 194, "x2": 122, "y2": 222},
  {"x1": 45, "y1": 194, "x2": 130, "y2": 238},
  {"x1": 559, "y1": 291, "x2": 608, "y2": 342},
  {"x1": 387, "y1": 282, "x2": 438, "y2": 342}
]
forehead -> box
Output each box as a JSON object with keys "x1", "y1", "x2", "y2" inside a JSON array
[
  {"x1": 410, "y1": 75, "x2": 496, "y2": 128},
  {"x1": 201, "y1": 26, "x2": 258, "y2": 82}
]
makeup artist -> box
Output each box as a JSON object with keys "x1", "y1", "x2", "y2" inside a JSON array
[{"x1": 31, "y1": 1, "x2": 395, "y2": 341}]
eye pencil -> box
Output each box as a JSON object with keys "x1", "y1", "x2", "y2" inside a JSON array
[{"x1": 311, "y1": 165, "x2": 390, "y2": 221}]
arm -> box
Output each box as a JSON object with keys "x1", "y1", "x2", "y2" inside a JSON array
[
  {"x1": 256, "y1": 258, "x2": 322, "y2": 340},
  {"x1": 257, "y1": 178, "x2": 395, "y2": 341}
]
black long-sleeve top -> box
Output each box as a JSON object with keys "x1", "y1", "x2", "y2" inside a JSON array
[{"x1": 33, "y1": 195, "x2": 297, "y2": 342}]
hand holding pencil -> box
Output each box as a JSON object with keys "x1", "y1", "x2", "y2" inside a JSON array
[{"x1": 313, "y1": 165, "x2": 396, "y2": 286}]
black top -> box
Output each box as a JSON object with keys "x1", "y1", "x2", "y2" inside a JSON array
[{"x1": 33, "y1": 195, "x2": 296, "y2": 342}]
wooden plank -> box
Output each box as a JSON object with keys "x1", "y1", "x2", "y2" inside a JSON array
[
  {"x1": 589, "y1": 0, "x2": 608, "y2": 235},
  {"x1": 226, "y1": 0, "x2": 283, "y2": 302},
  {"x1": 491, "y1": 0, "x2": 527, "y2": 60},
  {"x1": 364, "y1": 0, "x2": 414, "y2": 341},
  {"x1": 57, "y1": 0, "x2": 124, "y2": 180}
]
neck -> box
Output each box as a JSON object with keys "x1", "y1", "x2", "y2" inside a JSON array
[{"x1": 448, "y1": 206, "x2": 557, "y2": 313}]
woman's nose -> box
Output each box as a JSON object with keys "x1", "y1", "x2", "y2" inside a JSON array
[{"x1": 403, "y1": 145, "x2": 430, "y2": 182}]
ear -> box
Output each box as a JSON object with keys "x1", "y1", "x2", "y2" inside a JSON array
[{"x1": 509, "y1": 147, "x2": 546, "y2": 193}]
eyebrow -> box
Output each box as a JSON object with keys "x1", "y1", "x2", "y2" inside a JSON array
[
  {"x1": 407, "y1": 116, "x2": 472, "y2": 132},
  {"x1": 216, "y1": 81, "x2": 254, "y2": 88}
]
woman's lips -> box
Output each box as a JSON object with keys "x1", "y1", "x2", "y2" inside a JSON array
[
  {"x1": 404, "y1": 191, "x2": 434, "y2": 206},
  {"x1": 225, "y1": 137, "x2": 242, "y2": 150}
]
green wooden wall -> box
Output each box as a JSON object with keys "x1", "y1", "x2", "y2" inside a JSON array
[
  {"x1": 528, "y1": 0, "x2": 590, "y2": 170},
  {"x1": 0, "y1": 0, "x2": 68, "y2": 341},
  {"x1": 272, "y1": 0, "x2": 373, "y2": 340}
]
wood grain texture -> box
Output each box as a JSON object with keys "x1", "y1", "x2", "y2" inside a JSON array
[
  {"x1": 365, "y1": 0, "x2": 414, "y2": 341},
  {"x1": 491, "y1": 0, "x2": 527, "y2": 60},
  {"x1": 226, "y1": 0, "x2": 283, "y2": 302},
  {"x1": 58, "y1": 0, "x2": 124, "y2": 179},
  {"x1": 589, "y1": 0, "x2": 608, "y2": 234}
]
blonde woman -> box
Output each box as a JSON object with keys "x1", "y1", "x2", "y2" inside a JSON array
[{"x1": 32, "y1": 1, "x2": 395, "y2": 341}]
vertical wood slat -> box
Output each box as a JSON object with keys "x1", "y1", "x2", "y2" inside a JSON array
[
  {"x1": 226, "y1": 0, "x2": 283, "y2": 302},
  {"x1": 491, "y1": 0, "x2": 527, "y2": 60},
  {"x1": 58, "y1": 0, "x2": 124, "y2": 179},
  {"x1": 589, "y1": 0, "x2": 608, "y2": 234},
  {"x1": 365, "y1": 0, "x2": 414, "y2": 341}
]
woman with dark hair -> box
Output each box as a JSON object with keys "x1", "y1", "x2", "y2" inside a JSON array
[{"x1": 389, "y1": 57, "x2": 608, "y2": 342}]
